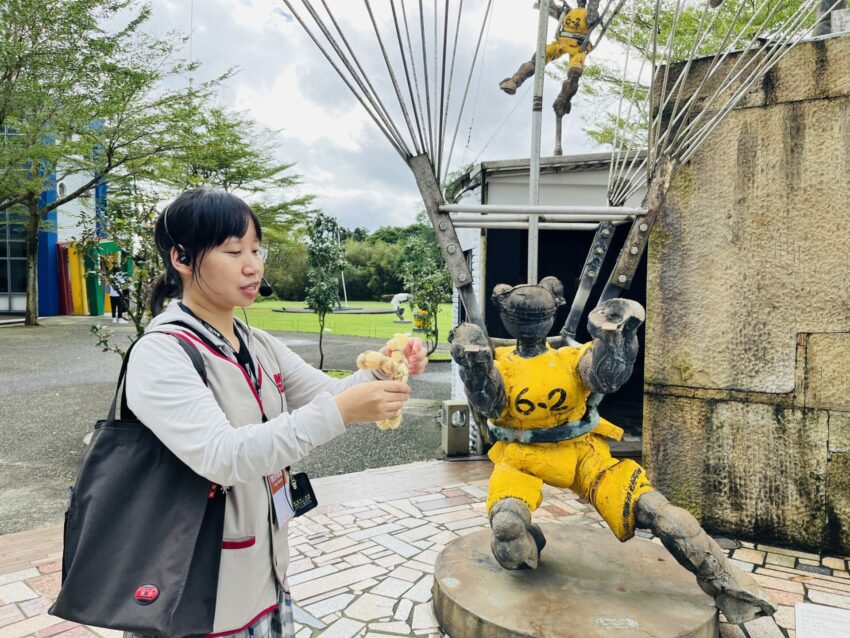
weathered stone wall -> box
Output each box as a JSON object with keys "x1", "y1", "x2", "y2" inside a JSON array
[{"x1": 644, "y1": 35, "x2": 850, "y2": 552}]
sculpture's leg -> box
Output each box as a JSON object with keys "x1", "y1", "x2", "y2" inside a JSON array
[
  {"x1": 499, "y1": 60, "x2": 535, "y2": 95},
  {"x1": 486, "y1": 459, "x2": 545, "y2": 570},
  {"x1": 635, "y1": 491, "x2": 777, "y2": 624},
  {"x1": 553, "y1": 67, "x2": 582, "y2": 117},
  {"x1": 554, "y1": 116, "x2": 563, "y2": 156}
]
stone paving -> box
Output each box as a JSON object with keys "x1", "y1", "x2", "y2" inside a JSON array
[{"x1": 1, "y1": 462, "x2": 849, "y2": 638}]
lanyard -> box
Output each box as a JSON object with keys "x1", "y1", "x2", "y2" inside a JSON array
[{"x1": 178, "y1": 303, "x2": 260, "y2": 392}]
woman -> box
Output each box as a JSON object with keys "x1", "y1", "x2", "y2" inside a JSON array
[{"x1": 125, "y1": 188, "x2": 426, "y2": 638}]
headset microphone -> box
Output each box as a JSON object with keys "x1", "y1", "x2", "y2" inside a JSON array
[{"x1": 259, "y1": 277, "x2": 273, "y2": 296}]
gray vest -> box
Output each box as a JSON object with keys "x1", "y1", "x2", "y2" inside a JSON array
[{"x1": 155, "y1": 326, "x2": 290, "y2": 634}]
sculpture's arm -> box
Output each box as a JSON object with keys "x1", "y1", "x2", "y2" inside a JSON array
[
  {"x1": 578, "y1": 299, "x2": 645, "y2": 394},
  {"x1": 533, "y1": 1, "x2": 567, "y2": 20},
  {"x1": 586, "y1": 0, "x2": 601, "y2": 26},
  {"x1": 449, "y1": 323, "x2": 507, "y2": 419}
]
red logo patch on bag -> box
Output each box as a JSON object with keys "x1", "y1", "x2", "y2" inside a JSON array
[
  {"x1": 273, "y1": 373, "x2": 284, "y2": 392},
  {"x1": 134, "y1": 584, "x2": 159, "y2": 604}
]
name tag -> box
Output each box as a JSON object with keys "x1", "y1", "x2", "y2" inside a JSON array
[{"x1": 268, "y1": 470, "x2": 295, "y2": 528}]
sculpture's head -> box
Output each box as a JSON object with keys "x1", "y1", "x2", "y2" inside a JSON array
[
  {"x1": 492, "y1": 276, "x2": 565, "y2": 340},
  {"x1": 577, "y1": 0, "x2": 587, "y2": 8}
]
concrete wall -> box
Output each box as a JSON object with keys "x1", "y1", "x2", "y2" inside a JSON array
[{"x1": 644, "y1": 35, "x2": 850, "y2": 552}]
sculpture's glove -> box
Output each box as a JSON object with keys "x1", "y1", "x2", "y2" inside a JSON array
[
  {"x1": 579, "y1": 298, "x2": 645, "y2": 394},
  {"x1": 449, "y1": 323, "x2": 507, "y2": 419}
]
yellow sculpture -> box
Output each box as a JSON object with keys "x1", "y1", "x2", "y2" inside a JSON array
[
  {"x1": 499, "y1": 0, "x2": 600, "y2": 117},
  {"x1": 450, "y1": 278, "x2": 776, "y2": 624}
]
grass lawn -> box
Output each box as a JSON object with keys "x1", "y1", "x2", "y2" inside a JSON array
[{"x1": 243, "y1": 300, "x2": 454, "y2": 345}]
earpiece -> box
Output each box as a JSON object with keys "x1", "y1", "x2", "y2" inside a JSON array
[{"x1": 163, "y1": 207, "x2": 191, "y2": 266}]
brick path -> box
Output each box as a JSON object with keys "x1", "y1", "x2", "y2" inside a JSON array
[{"x1": 1, "y1": 460, "x2": 849, "y2": 638}]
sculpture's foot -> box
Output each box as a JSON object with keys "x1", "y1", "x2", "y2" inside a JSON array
[
  {"x1": 489, "y1": 498, "x2": 543, "y2": 570},
  {"x1": 499, "y1": 78, "x2": 518, "y2": 95},
  {"x1": 553, "y1": 97, "x2": 572, "y2": 117},
  {"x1": 636, "y1": 491, "x2": 776, "y2": 624}
]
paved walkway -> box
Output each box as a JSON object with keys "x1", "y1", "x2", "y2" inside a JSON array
[{"x1": 1, "y1": 460, "x2": 849, "y2": 638}]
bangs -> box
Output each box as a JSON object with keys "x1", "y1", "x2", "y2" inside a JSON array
[
  {"x1": 187, "y1": 190, "x2": 263, "y2": 254},
  {"x1": 201, "y1": 191, "x2": 263, "y2": 250}
]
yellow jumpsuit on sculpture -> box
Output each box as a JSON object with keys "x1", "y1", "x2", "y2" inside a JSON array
[
  {"x1": 486, "y1": 343, "x2": 653, "y2": 541},
  {"x1": 546, "y1": 7, "x2": 593, "y2": 70}
]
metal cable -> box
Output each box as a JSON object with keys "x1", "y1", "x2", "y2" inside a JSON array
[
  {"x1": 666, "y1": 0, "x2": 792, "y2": 153},
  {"x1": 660, "y1": 0, "x2": 763, "y2": 153},
  {"x1": 438, "y1": 0, "x2": 464, "y2": 183},
  {"x1": 363, "y1": 0, "x2": 421, "y2": 154},
  {"x1": 677, "y1": 0, "x2": 828, "y2": 163},
  {"x1": 293, "y1": 0, "x2": 409, "y2": 153},
  {"x1": 445, "y1": 0, "x2": 494, "y2": 180},
  {"x1": 399, "y1": 0, "x2": 431, "y2": 159},
  {"x1": 389, "y1": 0, "x2": 427, "y2": 155},
  {"x1": 607, "y1": 0, "x2": 637, "y2": 199},
  {"x1": 317, "y1": 0, "x2": 410, "y2": 152},
  {"x1": 418, "y1": 0, "x2": 436, "y2": 162},
  {"x1": 652, "y1": 4, "x2": 717, "y2": 158},
  {"x1": 281, "y1": 0, "x2": 409, "y2": 158},
  {"x1": 433, "y1": 0, "x2": 439, "y2": 166},
  {"x1": 649, "y1": 0, "x2": 685, "y2": 160}
]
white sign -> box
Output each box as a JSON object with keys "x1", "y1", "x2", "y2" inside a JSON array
[{"x1": 795, "y1": 602, "x2": 850, "y2": 638}]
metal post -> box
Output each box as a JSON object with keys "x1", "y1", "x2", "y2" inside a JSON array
[
  {"x1": 528, "y1": 0, "x2": 550, "y2": 284},
  {"x1": 336, "y1": 227, "x2": 348, "y2": 307}
]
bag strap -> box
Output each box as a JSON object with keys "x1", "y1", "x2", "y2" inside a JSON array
[{"x1": 105, "y1": 332, "x2": 207, "y2": 426}]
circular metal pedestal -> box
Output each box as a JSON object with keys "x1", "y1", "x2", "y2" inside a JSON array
[{"x1": 432, "y1": 524, "x2": 718, "y2": 638}]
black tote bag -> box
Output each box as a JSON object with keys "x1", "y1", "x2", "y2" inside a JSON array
[{"x1": 50, "y1": 334, "x2": 226, "y2": 638}]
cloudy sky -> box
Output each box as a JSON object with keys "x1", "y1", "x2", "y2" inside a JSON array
[{"x1": 145, "y1": 1, "x2": 618, "y2": 230}]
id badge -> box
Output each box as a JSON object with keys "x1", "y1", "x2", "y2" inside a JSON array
[{"x1": 268, "y1": 470, "x2": 295, "y2": 528}]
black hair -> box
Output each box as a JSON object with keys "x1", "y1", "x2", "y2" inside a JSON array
[{"x1": 150, "y1": 188, "x2": 263, "y2": 316}]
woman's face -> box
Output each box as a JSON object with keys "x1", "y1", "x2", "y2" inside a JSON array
[{"x1": 186, "y1": 224, "x2": 264, "y2": 310}]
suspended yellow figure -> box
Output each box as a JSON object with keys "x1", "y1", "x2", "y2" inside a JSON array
[
  {"x1": 499, "y1": 0, "x2": 600, "y2": 117},
  {"x1": 450, "y1": 278, "x2": 776, "y2": 624}
]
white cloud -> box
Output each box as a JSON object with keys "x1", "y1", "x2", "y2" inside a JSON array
[{"x1": 144, "y1": 0, "x2": 610, "y2": 229}]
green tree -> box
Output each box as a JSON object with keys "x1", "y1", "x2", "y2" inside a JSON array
[
  {"x1": 343, "y1": 239, "x2": 403, "y2": 300},
  {"x1": 0, "y1": 0, "x2": 219, "y2": 325},
  {"x1": 168, "y1": 106, "x2": 304, "y2": 195},
  {"x1": 305, "y1": 213, "x2": 345, "y2": 368},
  {"x1": 370, "y1": 223, "x2": 432, "y2": 245},
  {"x1": 400, "y1": 233, "x2": 451, "y2": 355},
  {"x1": 263, "y1": 239, "x2": 309, "y2": 300}
]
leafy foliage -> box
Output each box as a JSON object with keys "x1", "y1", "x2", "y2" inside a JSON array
[
  {"x1": 0, "y1": 0, "x2": 224, "y2": 324},
  {"x1": 554, "y1": 0, "x2": 810, "y2": 146},
  {"x1": 343, "y1": 239, "x2": 404, "y2": 300},
  {"x1": 167, "y1": 106, "x2": 304, "y2": 195}
]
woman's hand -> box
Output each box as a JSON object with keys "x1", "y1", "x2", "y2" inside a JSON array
[
  {"x1": 334, "y1": 380, "x2": 411, "y2": 425},
  {"x1": 380, "y1": 337, "x2": 429, "y2": 376}
]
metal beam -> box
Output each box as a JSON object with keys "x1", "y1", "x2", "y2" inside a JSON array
[
  {"x1": 449, "y1": 213, "x2": 632, "y2": 223},
  {"x1": 441, "y1": 203, "x2": 647, "y2": 215},
  {"x1": 453, "y1": 222, "x2": 601, "y2": 230}
]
